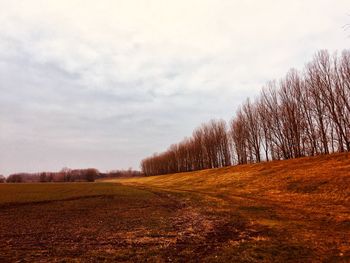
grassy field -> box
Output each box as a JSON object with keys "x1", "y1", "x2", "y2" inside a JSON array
[{"x1": 1, "y1": 153, "x2": 349, "y2": 262}]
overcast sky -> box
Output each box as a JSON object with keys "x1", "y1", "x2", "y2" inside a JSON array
[{"x1": 0, "y1": 0, "x2": 349, "y2": 175}]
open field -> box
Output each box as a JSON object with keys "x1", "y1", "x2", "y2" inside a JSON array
[{"x1": 1, "y1": 153, "x2": 350, "y2": 262}]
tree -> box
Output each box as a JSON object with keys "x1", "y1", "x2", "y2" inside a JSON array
[
  {"x1": 85, "y1": 168, "x2": 98, "y2": 182},
  {"x1": 0, "y1": 175, "x2": 5, "y2": 183},
  {"x1": 141, "y1": 49, "x2": 350, "y2": 176},
  {"x1": 6, "y1": 174, "x2": 23, "y2": 183}
]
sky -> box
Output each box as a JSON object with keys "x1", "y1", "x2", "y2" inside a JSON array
[{"x1": 0, "y1": 0, "x2": 349, "y2": 175}]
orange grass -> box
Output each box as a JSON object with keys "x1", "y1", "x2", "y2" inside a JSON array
[{"x1": 107, "y1": 152, "x2": 350, "y2": 261}]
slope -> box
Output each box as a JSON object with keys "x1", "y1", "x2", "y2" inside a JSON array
[{"x1": 107, "y1": 152, "x2": 350, "y2": 262}]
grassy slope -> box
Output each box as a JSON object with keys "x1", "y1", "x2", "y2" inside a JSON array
[
  {"x1": 110, "y1": 152, "x2": 350, "y2": 208},
  {"x1": 108, "y1": 152, "x2": 350, "y2": 261}
]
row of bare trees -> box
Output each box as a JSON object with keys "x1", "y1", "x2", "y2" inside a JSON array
[
  {"x1": 141, "y1": 50, "x2": 350, "y2": 176},
  {"x1": 5, "y1": 168, "x2": 99, "y2": 183},
  {"x1": 103, "y1": 169, "x2": 143, "y2": 178},
  {"x1": 4, "y1": 168, "x2": 144, "y2": 183},
  {"x1": 141, "y1": 120, "x2": 231, "y2": 176}
]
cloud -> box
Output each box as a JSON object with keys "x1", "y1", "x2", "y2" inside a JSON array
[{"x1": 0, "y1": 0, "x2": 349, "y2": 175}]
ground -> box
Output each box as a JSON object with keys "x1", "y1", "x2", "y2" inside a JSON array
[{"x1": 0, "y1": 153, "x2": 349, "y2": 262}]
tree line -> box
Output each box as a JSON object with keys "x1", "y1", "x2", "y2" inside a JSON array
[
  {"x1": 3, "y1": 168, "x2": 144, "y2": 183},
  {"x1": 5, "y1": 168, "x2": 100, "y2": 183},
  {"x1": 141, "y1": 50, "x2": 350, "y2": 176},
  {"x1": 102, "y1": 169, "x2": 143, "y2": 178}
]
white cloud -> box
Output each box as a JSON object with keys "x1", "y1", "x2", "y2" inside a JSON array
[{"x1": 0, "y1": 0, "x2": 349, "y2": 174}]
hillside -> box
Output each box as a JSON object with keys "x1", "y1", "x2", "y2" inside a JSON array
[
  {"x1": 111, "y1": 152, "x2": 350, "y2": 205},
  {"x1": 109, "y1": 152, "x2": 350, "y2": 261}
]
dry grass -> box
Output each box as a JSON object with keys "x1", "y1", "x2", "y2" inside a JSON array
[
  {"x1": 108, "y1": 152, "x2": 350, "y2": 261},
  {"x1": 1, "y1": 153, "x2": 349, "y2": 262},
  {"x1": 111, "y1": 153, "x2": 350, "y2": 197}
]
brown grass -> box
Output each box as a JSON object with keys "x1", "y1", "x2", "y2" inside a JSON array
[
  {"x1": 108, "y1": 152, "x2": 350, "y2": 261},
  {"x1": 1, "y1": 153, "x2": 349, "y2": 262}
]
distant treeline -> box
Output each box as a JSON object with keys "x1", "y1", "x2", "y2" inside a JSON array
[
  {"x1": 3, "y1": 168, "x2": 143, "y2": 183},
  {"x1": 101, "y1": 169, "x2": 143, "y2": 179},
  {"x1": 141, "y1": 50, "x2": 350, "y2": 176}
]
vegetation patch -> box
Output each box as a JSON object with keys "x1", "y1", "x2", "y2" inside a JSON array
[
  {"x1": 286, "y1": 180, "x2": 328, "y2": 193},
  {"x1": 239, "y1": 206, "x2": 270, "y2": 212}
]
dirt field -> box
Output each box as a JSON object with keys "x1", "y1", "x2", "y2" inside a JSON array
[{"x1": 1, "y1": 153, "x2": 350, "y2": 262}]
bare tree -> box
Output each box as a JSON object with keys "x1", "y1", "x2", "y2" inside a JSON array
[{"x1": 141, "y1": 49, "x2": 350, "y2": 176}]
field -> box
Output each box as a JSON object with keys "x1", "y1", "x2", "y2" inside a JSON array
[{"x1": 1, "y1": 153, "x2": 350, "y2": 262}]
